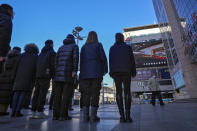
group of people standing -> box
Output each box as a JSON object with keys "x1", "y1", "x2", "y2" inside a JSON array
[{"x1": 0, "y1": 4, "x2": 137, "y2": 123}]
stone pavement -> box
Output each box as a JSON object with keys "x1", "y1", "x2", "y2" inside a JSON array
[{"x1": 0, "y1": 102, "x2": 197, "y2": 131}]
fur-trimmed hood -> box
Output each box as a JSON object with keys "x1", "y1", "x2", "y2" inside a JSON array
[{"x1": 24, "y1": 43, "x2": 39, "y2": 54}]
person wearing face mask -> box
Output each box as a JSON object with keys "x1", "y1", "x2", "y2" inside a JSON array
[{"x1": 148, "y1": 73, "x2": 165, "y2": 106}]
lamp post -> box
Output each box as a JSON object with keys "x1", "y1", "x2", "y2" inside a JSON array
[{"x1": 72, "y1": 26, "x2": 85, "y2": 45}]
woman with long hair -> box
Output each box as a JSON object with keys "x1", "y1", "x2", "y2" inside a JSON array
[{"x1": 79, "y1": 31, "x2": 108, "y2": 122}]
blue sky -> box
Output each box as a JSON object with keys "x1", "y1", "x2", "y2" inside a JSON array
[{"x1": 1, "y1": 0, "x2": 157, "y2": 86}]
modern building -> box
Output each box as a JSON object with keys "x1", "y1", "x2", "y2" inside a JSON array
[
  {"x1": 152, "y1": 0, "x2": 197, "y2": 99},
  {"x1": 123, "y1": 24, "x2": 174, "y2": 102}
]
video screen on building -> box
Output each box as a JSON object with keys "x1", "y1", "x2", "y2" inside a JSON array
[{"x1": 130, "y1": 40, "x2": 167, "y2": 68}]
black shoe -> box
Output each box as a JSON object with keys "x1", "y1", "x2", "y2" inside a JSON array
[
  {"x1": 15, "y1": 111, "x2": 24, "y2": 117},
  {"x1": 69, "y1": 108, "x2": 74, "y2": 111},
  {"x1": 49, "y1": 106, "x2": 52, "y2": 110},
  {"x1": 120, "y1": 116, "x2": 126, "y2": 122},
  {"x1": 126, "y1": 116, "x2": 133, "y2": 123},
  {"x1": 11, "y1": 112, "x2": 16, "y2": 117},
  {"x1": 160, "y1": 103, "x2": 165, "y2": 106},
  {"x1": 66, "y1": 116, "x2": 72, "y2": 120},
  {"x1": 52, "y1": 117, "x2": 59, "y2": 120},
  {"x1": 59, "y1": 117, "x2": 66, "y2": 121}
]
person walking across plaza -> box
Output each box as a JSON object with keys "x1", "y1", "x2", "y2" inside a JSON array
[
  {"x1": 30, "y1": 40, "x2": 56, "y2": 119},
  {"x1": 0, "y1": 4, "x2": 14, "y2": 74},
  {"x1": 53, "y1": 34, "x2": 79, "y2": 121},
  {"x1": 80, "y1": 31, "x2": 108, "y2": 122},
  {"x1": 11, "y1": 43, "x2": 39, "y2": 117},
  {"x1": 109, "y1": 33, "x2": 136, "y2": 123},
  {"x1": 148, "y1": 74, "x2": 164, "y2": 106}
]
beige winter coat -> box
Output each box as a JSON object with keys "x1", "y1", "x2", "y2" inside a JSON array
[{"x1": 148, "y1": 77, "x2": 160, "y2": 91}]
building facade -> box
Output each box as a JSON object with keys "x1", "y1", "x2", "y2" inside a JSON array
[
  {"x1": 152, "y1": 0, "x2": 197, "y2": 99},
  {"x1": 123, "y1": 24, "x2": 174, "y2": 102}
]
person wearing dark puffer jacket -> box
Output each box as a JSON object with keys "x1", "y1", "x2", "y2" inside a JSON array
[
  {"x1": 53, "y1": 34, "x2": 79, "y2": 121},
  {"x1": 11, "y1": 43, "x2": 39, "y2": 117},
  {"x1": 109, "y1": 33, "x2": 136, "y2": 123},
  {"x1": 0, "y1": 47, "x2": 21, "y2": 116},
  {"x1": 30, "y1": 40, "x2": 56, "y2": 119},
  {"x1": 80, "y1": 31, "x2": 108, "y2": 122},
  {"x1": 0, "y1": 4, "x2": 14, "y2": 73}
]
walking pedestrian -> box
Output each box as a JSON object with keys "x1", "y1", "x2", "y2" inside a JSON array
[
  {"x1": 148, "y1": 74, "x2": 164, "y2": 106},
  {"x1": 80, "y1": 31, "x2": 108, "y2": 122},
  {"x1": 11, "y1": 43, "x2": 39, "y2": 117},
  {"x1": 0, "y1": 47, "x2": 21, "y2": 116},
  {"x1": 0, "y1": 4, "x2": 14, "y2": 73},
  {"x1": 53, "y1": 34, "x2": 79, "y2": 121},
  {"x1": 30, "y1": 40, "x2": 56, "y2": 119},
  {"x1": 109, "y1": 33, "x2": 136, "y2": 123}
]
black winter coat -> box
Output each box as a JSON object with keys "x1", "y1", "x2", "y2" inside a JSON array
[
  {"x1": 0, "y1": 7, "x2": 13, "y2": 57},
  {"x1": 13, "y1": 45, "x2": 38, "y2": 92},
  {"x1": 36, "y1": 45, "x2": 56, "y2": 79},
  {"x1": 55, "y1": 40, "x2": 79, "y2": 82},
  {"x1": 109, "y1": 42, "x2": 136, "y2": 77},
  {"x1": 0, "y1": 51, "x2": 20, "y2": 104},
  {"x1": 80, "y1": 42, "x2": 108, "y2": 79}
]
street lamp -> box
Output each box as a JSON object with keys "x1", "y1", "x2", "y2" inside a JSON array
[{"x1": 72, "y1": 26, "x2": 85, "y2": 45}]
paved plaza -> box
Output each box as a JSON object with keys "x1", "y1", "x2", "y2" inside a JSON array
[{"x1": 0, "y1": 101, "x2": 197, "y2": 131}]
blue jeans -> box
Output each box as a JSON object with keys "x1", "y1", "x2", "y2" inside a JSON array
[{"x1": 12, "y1": 92, "x2": 25, "y2": 112}]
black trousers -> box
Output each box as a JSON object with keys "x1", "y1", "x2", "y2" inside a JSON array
[
  {"x1": 151, "y1": 91, "x2": 164, "y2": 105},
  {"x1": 113, "y1": 73, "x2": 131, "y2": 112},
  {"x1": 31, "y1": 79, "x2": 50, "y2": 112},
  {"x1": 53, "y1": 82, "x2": 72, "y2": 118},
  {"x1": 80, "y1": 91, "x2": 84, "y2": 108},
  {"x1": 82, "y1": 79, "x2": 100, "y2": 107}
]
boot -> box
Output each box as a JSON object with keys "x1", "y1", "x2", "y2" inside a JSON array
[
  {"x1": 125, "y1": 110, "x2": 133, "y2": 123},
  {"x1": 90, "y1": 107, "x2": 100, "y2": 122},
  {"x1": 95, "y1": 107, "x2": 100, "y2": 121},
  {"x1": 125, "y1": 94, "x2": 132, "y2": 122},
  {"x1": 116, "y1": 95, "x2": 125, "y2": 122},
  {"x1": 15, "y1": 111, "x2": 24, "y2": 117},
  {"x1": 83, "y1": 107, "x2": 89, "y2": 122}
]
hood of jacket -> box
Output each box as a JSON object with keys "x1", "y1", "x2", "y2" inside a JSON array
[
  {"x1": 0, "y1": 6, "x2": 10, "y2": 17},
  {"x1": 24, "y1": 44, "x2": 39, "y2": 54},
  {"x1": 63, "y1": 38, "x2": 75, "y2": 45},
  {"x1": 41, "y1": 45, "x2": 54, "y2": 54}
]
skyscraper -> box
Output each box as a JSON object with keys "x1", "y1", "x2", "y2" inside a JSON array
[{"x1": 152, "y1": 0, "x2": 197, "y2": 99}]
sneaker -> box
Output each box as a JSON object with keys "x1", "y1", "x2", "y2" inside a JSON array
[
  {"x1": 34, "y1": 112, "x2": 47, "y2": 119},
  {"x1": 29, "y1": 112, "x2": 36, "y2": 119}
]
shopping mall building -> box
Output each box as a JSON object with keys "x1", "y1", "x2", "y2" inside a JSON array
[
  {"x1": 123, "y1": 24, "x2": 174, "y2": 102},
  {"x1": 152, "y1": 0, "x2": 197, "y2": 99}
]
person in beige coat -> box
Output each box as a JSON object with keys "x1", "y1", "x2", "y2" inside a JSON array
[{"x1": 148, "y1": 74, "x2": 164, "y2": 106}]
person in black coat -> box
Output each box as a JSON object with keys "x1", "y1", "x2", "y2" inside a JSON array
[
  {"x1": 11, "y1": 43, "x2": 39, "y2": 117},
  {"x1": 0, "y1": 4, "x2": 14, "y2": 73},
  {"x1": 53, "y1": 34, "x2": 79, "y2": 121},
  {"x1": 30, "y1": 40, "x2": 56, "y2": 119},
  {"x1": 0, "y1": 47, "x2": 21, "y2": 116},
  {"x1": 80, "y1": 31, "x2": 108, "y2": 122},
  {"x1": 109, "y1": 33, "x2": 136, "y2": 123}
]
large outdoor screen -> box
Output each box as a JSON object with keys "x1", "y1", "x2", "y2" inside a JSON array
[{"x1": 130, "y1": 40, "x2": 168, "y2": 68}]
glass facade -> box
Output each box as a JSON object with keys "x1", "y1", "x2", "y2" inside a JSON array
[
  {"x1": 173, "y1": 0, "x2": 197, "y2": 62},
  {"x1": 152, "y1": 0, "x2": 179, "y2": 69}
]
